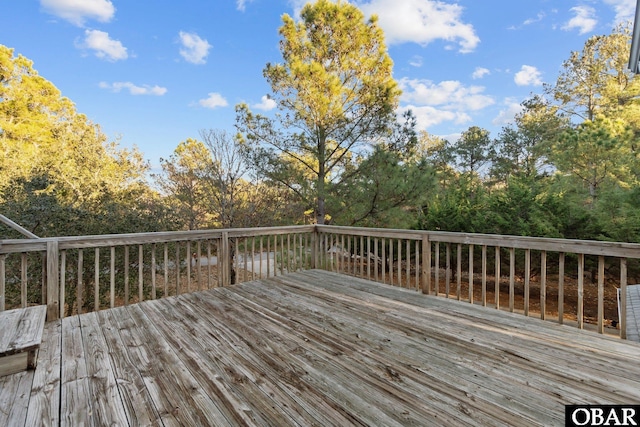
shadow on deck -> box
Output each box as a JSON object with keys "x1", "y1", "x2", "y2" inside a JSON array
[{"x1": 2, "y1": 269, "x2": 640, "y2": 426}]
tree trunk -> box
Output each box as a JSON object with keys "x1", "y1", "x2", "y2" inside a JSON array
[{"x1": 316, "y1": 130, "x2": 326, "y2": 225}]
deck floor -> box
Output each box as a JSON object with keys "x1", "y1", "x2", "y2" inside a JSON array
[{"x1": 2, "y1": 269, "x2": 640, "y2": 426}]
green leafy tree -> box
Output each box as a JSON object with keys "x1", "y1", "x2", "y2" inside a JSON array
[
  {"x1": 546, "y1": 23, "x2": 640, "y2": 125},
  {"x1": 236, "y1": 0, "x2": 400, "y2": 224},
  {"x1": 330, "y1": 112, "x2": 435, "y2": 228},
  {"x1": 490, "y1": 96, "x2": 568, "y2": 182},
  {"x1": 550, "y1": 117, "x2": 636, "y2": 206},
  {"x1": 449, "y1": 126, "x2": 492, "y2": 175},
  {"x1": 156, "y1": 139, "x2": 213, "y2": 230},
  {"x1": 0, "y1": 45, "x2": 164, "y2": 237}
]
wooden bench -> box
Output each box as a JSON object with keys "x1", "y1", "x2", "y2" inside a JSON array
[{"x1": 0, "y1": 305, "x2": 47, "y2": 377}]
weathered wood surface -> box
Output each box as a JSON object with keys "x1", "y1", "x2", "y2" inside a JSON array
[
  {"x1": 0, "y1": 305, "x2": 47, "y2": 376},
  {"x1": 1, "y1": 270, "x2": 640, "y2": 426}
]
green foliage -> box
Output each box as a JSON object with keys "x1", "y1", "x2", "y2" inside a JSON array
[
  {"x1": 550, "y1": 117, "x2": 636, "y2": 204},
  {"x1": 236, "y1": 0, "x2": 400, "y2": 224},
  {"x1": 0, "y1": 44, "x2": 171, "y2": 237},
  {"x1": 546, "y1": 23, "x2": 640, "y2": 123}
]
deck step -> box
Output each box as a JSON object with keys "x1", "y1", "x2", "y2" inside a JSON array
[{"x1": 0, "y1": 305, "x2": 47, "y2": 377}]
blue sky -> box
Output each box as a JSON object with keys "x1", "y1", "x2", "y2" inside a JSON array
[{"x1": 2, "y1": 0, "x2": 636, "y2": 169}]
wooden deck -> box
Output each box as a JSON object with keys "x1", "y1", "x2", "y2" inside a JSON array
[{"x1": 2, "y1": 269, "x2": 640, "y2": 426}]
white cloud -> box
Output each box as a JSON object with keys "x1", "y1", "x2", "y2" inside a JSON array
[
  {"x1": 523, "y1": 11, "x2": 546, "y2": 26},
  {"x1": 602, "y1": 0, "x2": 636, "y2": 22},
  {"x1": 472, "y1": 67, "x2": 490, "y2": 79},
  {"x1": 236, "y1": 0, "x2": 255, "y2": 11},
  {"x1": 514, "y1": 65, "x2": 543, "y2": 86},
  {"x1": 399, "y1": 105, "x2": 471, "y2": 129},
  {"x1": 99, "y1": 82, "x2": 167, "y2": 96},
  {"x1": 409, "y1": 55, "x2": 423, "y2": 68},
  {"x1": 398, "y1": 78, "x2": 494, "y2": 129},
  {"x1": 562, "y1": 6, "x2": 597, "y2": 35},
  {"x1": 253, "y1": 95, "x2": 277, "y2": 111},
  {"x1": 492, "y1": 98, "x2": 524, "y2": 126},
  {"x1": 79, "y1": 29, "x2": 127, "y2": 61},
  {"x1": 199, "y1": 92, "x2": 228, "y2": 109},
  {"x1": 399, "y1": 78, "x2": 494, "y2": 110},
  {"x1": 40, "y1": 0, "x2": 115, "y2": 26},
  {"x1": 356, "y1": 0, "x2": 479, "y2": 53},
  {"x1": 178, "y1": 31, "x2": 212, "y2": 65}
]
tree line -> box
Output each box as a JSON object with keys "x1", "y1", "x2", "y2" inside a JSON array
[{"x1": 1, "y1": 1, "x2": 639, "y2": 244}]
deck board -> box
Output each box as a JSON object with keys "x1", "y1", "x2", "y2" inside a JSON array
[{"x1": 2, "y1": 269, "x2": 640, "y2": 426}]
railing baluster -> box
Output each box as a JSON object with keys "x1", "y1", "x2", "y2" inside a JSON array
[
  {"x1": 151, "y1": 243, "x2": 157, "y2": 300},
  {"x1": 244, "y1": 237, "x2": 249, "y2": 281},
  {"x1": 252, "y1": 237, "x2": 256, "y2": 279},
  {"x1": 1, "y1": 254, "x2": 7, "y2": 312},
  {"x1": 445, "y1": 243, "x2": 451, "y2": 298},
  {"x1": 597, "y1": 256, "x2": 604, "y2": 334},
  {"x1": 163, "y1": 243, "x2": 168, "y2": 296},
  {"x1": 397, "y1": 239, "x2": 401, "y2": 286},
  {"x1": 267, "y1": 237, "x2": 272, "y2": 277},
  {"x1": 61, "y1": 250, "x2": 67, "y2": 317},
  {"x1": 258, "y1": 238, "x2": 263, "y2": 280},
  {"x1": 456, "y1": 244, "x2": 461, "y2": 301},
  {"x1": 124, "y1": 246, "x2": 130, "y2": 304},
  {"x1": 186, "y1": 241, "x2": 192, "y2": 292},
  {"x1": 482, "y1": 245, "x2": 487, "y2": 307},
  {"x1": 367, "y1": 236, "x2": 371, "y2": 280},
  {"x1": 110, "y1": 247, "x2": 115, "y2": 308},
  {"x1": 620, "y1": 258, "x2": 628, "y2": 339},
  {"x1": 578, "y1": 253, "x2": 584, "y2": 329},
  {"x1": 196, "y1": 241, "x2": 202, "y2": 290},
  {"x1": 95, "y1": 248, "x2": 100, "y2": 312},
  {"x1": 389, "y1": 239, "x2": 394, "y2": 286},
  {"x1": 360, "y1": 236, "x2": 365, "y2": 277},
  {"x1": 558, "y1": 252, "x2": 565, "y2": 324},
  {"x1": 21, "y1": 253, "x2": 27, "y2": 308},
  {"x1": 468, "y1": 244, "x2": 474, "y2": 304},
  {"x1": 495, "y1": 247, "x2": 500, "y2": 309},
  {"x1": 279, "y1": 235, "x2": 284, "y2": 276},
  {"x1": 541, "y1": 251, "x2": 547, "y2": 321},
  {"x1": 78, "y1": 249, "x2": 84, "y2": 314},
  {"x1": 138, "y1": 244, "x2": 144, "y2": 303},
  {"x1": 414, "y1": 239, "x2": 419, "y2": 290},
  {"x1": 435, "y1": 242, "x2": 440, "y2": 296},
  {"x1": 381, "y1": 238, "x2": 386, "y2": 284},
  {"x1": 374, "y1": 237, "x2": 379, "y2": 282},
  {"x1": 524, "y1": 249, "x2": 530, "y2": 316},
  {"x1": 509, "y1": 248, "x2": 515, "y2": 312},
  {"x1": 207, "y1": 240, "x2": 212, "y2": 288},
  {"x1": 175, "y1": 243, "x2": 180, "y2": 295}
]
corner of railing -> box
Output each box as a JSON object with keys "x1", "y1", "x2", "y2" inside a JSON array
[{"x1": 421, "y1": 233, "x2": 431, "y2": 295}]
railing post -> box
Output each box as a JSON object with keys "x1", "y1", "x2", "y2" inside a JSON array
[
  {"x1": 620, "y1": 258, "x2": 627, "y2": 339},
  {"x1": 46, "y1": 240, "x2": 60, "y2": 321},
  {"x1": 421, "y1": 234, "x2": 430, "y2": 294}
]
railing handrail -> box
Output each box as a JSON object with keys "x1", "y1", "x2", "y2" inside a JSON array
[
  {"x1": 317, "y1": 225, "x2": 640, "y2": 259},
  {"x1": 2, "y1": 224, "x2": 639, "y2": 259},
  {"x1": 0, "y1": 214, "x2": 40, "y2": 239},
  {"x1": 0, "y1": 225, "x2": 316, "y2": 254}
]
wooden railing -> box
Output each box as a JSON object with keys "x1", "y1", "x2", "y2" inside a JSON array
[
  {"x1": 0, "y1": 226, "x2": 315, "y2": 321},
  {"x1": 1, "y1": 225, "x2": 639, "y2": 339},
  {"x1": 317, "y1": 225, "x2": 640, "y2": 340}
]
